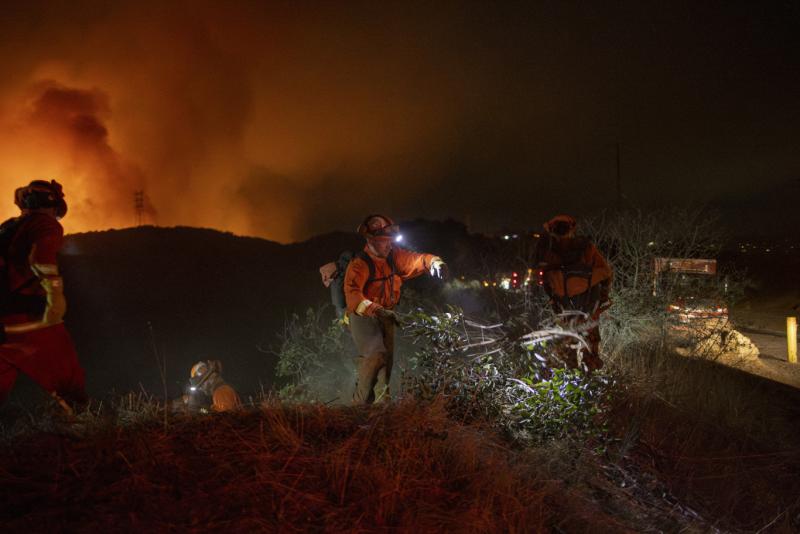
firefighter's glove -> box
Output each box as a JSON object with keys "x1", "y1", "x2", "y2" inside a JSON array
[
  {"x1": 376, "y1": 308, "x2": 401, "y2": 326},
  {"x1": 430, "y1": 259, "x2": 448, "y2": 280}
]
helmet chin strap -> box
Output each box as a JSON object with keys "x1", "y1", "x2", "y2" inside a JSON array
[{"x1": 367, "y1": 240, "x2": 391, "y2": 258}]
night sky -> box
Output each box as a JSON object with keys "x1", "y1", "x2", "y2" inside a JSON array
[{"x1": 0, "y1": 1, "x2": 797, "y2": 241}]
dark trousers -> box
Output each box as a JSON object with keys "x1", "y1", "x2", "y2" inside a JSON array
[{"x1": 349, "y1": 314, "x2": 396, "y2": 404}]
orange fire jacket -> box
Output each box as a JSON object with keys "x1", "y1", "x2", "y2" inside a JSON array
[
  {"x1": 211, "y1": 384, "x2": 241, "y2": 412},
  {"x1": 542, "y1": 239, "x2": 612, "y2": 298},
  {"x1": 345, "y1": 245, "x2": 439, "y2": 316}
]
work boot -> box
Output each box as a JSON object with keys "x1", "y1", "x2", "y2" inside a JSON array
[{"x1": 352, "y1": 352, "x2": 387, "y2": 405}]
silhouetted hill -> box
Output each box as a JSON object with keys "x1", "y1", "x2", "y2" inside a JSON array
[{"x1": 56, "y1": 226, "x2": 361, "y2": 397}]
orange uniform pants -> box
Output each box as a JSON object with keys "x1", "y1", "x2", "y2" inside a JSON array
[{"x1": 0, "y1": 323, "x2": 86, "y2": 406}]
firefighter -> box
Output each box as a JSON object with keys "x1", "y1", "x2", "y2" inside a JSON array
[
  {"x1": 537, "y1": 214, "x2": 612, "y2": 371},
  {"x1": 182, "y1": 360, "x2": 241, "y2": 413},
  {"x1": 0, "y1": 180, "x2": 87, "y2": 413},
  {"x1": 345, "y1": 214, "x2": 446, "y2": 404}
]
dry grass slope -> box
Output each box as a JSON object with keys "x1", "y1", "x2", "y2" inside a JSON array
[{"x1": 1, "y1": 401, "x2": 573, "y2": 533}]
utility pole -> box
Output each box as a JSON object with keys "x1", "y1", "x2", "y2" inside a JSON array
[
  {"x1": 134, "y1": 190, "x2": 145, "y2": 226},
  {"x1": 615, "y1": 142, "x2": 622, "y2": 210}
]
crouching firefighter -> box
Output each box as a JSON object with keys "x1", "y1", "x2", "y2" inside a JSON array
[
  {"x1": 0, "y1": 180, "x2": 87, "y2": 413},
  {"x1": 322, "y1": 215, "x2": 447, "y2": 405},
  {"x1": 181, "y1": 360, "x2": 241, "y2": 413},
  {"x1": 536, "y1": 214, "x2": 612, "y2": 371}
]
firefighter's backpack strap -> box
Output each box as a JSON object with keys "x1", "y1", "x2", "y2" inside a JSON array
[{"x1": 356, "y1": 250, "x2": 396, "y2": 287}]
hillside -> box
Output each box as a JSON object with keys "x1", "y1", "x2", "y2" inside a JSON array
[
  {"x1": 4, "y1": 361, "x2": 800, "y2": 533},
  {"x1": 4, "y1": 222, "x2": 800, "y2": 532},
  {"x1": 51, "y1": 221, "x2": 480, "y2": 399},
  {"x1": 1, "y1": 218, "x2": 791, "y2": 403},
  {"x1": 55, "y1": 225, "x2": 354, "y2": 398},
  {"x1": 0, "y1": 401, "x2": 710, "y2": 533}
]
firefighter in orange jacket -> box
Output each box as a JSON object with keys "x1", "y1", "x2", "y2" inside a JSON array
[
  {"x1": 345, "y1": 214, "x2": 446, "y2": 404},
  {"x1": 0, "y1": 180, "x2": 87, "y2": 413},
  {"x1": 537, "y1": 214, "x2": 612, "y2": 371}
]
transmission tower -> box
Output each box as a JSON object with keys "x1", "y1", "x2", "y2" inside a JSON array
[{"x1": 134, "y1": 190, "x2": 145, "y2": 226}]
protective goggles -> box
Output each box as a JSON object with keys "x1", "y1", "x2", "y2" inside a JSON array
[{"x1": 368, "y1": 223, "x2": 401, "y2": 238}]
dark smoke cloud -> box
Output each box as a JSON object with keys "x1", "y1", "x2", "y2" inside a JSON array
[{"x1": 24, "y1": 83, "x2": 153, "y2": 226}]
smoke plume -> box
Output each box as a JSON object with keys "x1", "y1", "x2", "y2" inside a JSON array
[{"x1": 0, "y1": 1, "x2": 797, "y2": 240}]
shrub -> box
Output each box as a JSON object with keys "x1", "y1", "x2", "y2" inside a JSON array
[
  {"x1": 402, "y1": 306, "x2": 617, "y2": 446},
  {"x1": 272, "y1": 307, "x2": 354, "y2": 403},
  {"x1": 584, "y1": 208, "x2": 747, "y2": 360}
]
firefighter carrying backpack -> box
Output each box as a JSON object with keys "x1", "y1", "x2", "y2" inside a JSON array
[
  {"x1": 540, "y1": 236, "x2": 598, "y2": 313},
  {"x1": 0, "y1": 215, "x2": 46, "y2": 316},
  {"x1": 329, "y1": 250, "x2": 397, "y2": 319}
]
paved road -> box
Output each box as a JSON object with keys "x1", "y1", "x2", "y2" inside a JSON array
[{"x1": 734, "y1": 326, "x2": 800, "y2": 389}]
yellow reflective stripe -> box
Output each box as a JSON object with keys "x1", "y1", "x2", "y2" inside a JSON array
[
  {"x1": 4, "y1": 320, "x2": 55, "y2": 334},
  {"x1": 356, "y1": 299, "x2": 373, "y2": 315},
  {"x1": 426, "y1": 256, "x2": 441, "y2": 270},
  {"x1": 32, "y1": 263, "x2": 59, "y2": 276}
]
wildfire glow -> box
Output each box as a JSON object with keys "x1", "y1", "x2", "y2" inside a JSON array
[{"x1": 0, "y1": 1, "x2": 468, "y2": 242}]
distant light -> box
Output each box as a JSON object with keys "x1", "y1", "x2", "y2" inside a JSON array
[
  {"x1": 190, "y1": 386, "x2": 197, "y2": 391},
  {"x1": 503, "y1": 235, "x2": 510, "y2": 240},
  {"x1": 647, "y1": 241, "x2": 655, "y2": 247},
  {"x1": 395, "y1": 234, "x2": 404, "y2": 243}
]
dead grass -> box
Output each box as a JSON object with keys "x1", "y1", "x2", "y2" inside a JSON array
[
  {"x1": 1, "y1": 400, "x2": 601, "y2": 533},
  {"x1": 609, "y1": 348, "x2": 800, "y2": 532},
  {"x1": 5, "y1": 350, "x2": 799, "y2": 532}
]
